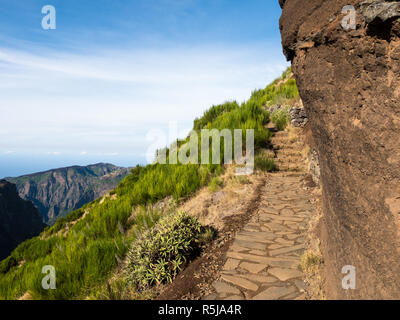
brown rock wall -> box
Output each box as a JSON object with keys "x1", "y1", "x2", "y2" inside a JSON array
[{"x1": 279, "y1": 0, "x2": 400, "y2": 299}]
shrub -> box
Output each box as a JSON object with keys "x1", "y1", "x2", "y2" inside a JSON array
[
  {"x1": 124, "y1": 212, "x2": 207, "y2": 291},
  {"x1": 271, "y1": 107, "x2": 290, "y2": 131},
  {"x1": 300, "y1": 251, "x2": 322, "y2": 273},
  {"x1": 254, "y1": 155, "x2": 276, "y2": 172}
]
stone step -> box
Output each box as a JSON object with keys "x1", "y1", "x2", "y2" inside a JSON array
[
  {"x1": 272, "y1": 140, "x2": 302, "y2": 146},
  {"x1": 270, "y1": 172, "x2": 305, "y2": 177},
  {"x1": 274, "y1": 158, "x2": 303, "y2": 164},
  {"x1": 273, "y1": 132, "x2": 290, "y2": 138},
  {"x1": 275, "y1": 159, "x2": 303, "y2": 164},
  {"x1": 276, "y1": 150, "x2": 303, "y2": 156},
  {"x1": 273, "y1": 144, "x2": 302, "y2": 150},
  {"x1": 276, "y1": 166, "x2": 304, "y2": 172},
  {"x1": 275, "y1": 163, "x2": 304, "y2": 169},
  {"x1": 275, "y1": 163, "x2": 304, "y2": 168}
]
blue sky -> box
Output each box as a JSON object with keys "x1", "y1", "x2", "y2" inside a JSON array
[{"x1": 0, "y1": 0, "x2": 288, "y2": 178}]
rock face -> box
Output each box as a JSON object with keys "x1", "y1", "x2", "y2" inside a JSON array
[
  {"x1": 6, "y1": 163, "x2": 130, "y2": 225},
  {"x1": 0, "y1": 180, "x2": 45, "y2": 260},
  {"x1": 279, "y1": 0, "x2": 400, "y2": 299}
]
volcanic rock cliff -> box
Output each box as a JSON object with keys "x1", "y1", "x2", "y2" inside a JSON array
[
  {"x1": 6, "y1": 163, "x2": 130, "y2": 225},
  {"x1": 0, "y1": 180, "x2": 45, "y2": 260},
  {"x1": 279, "y1": 0, "x2": 400, "y2": 299}
]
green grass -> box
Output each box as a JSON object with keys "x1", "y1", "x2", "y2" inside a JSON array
[
  {"x1": 208, "y1": 177, "x2": 223, "y2": 193},
  {"x1": 0, "y1": 67, "x2": 299, "y2": 300},
  {"x1": 254, "y1": 155, "x2": 276, "y2": 172},
  {"x1": 193, "y1": 101, "x2": 239, "y2": 131},
  {"x1": 248, "y1": 75, "x2": 299, "y2": 108},
  {"x1": 231, "y1": 175, "x2": 250, "y2": 185}
]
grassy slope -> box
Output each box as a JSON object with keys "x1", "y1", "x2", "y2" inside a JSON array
[{"x1": 0, "y1": 67, "x2": 298, "y2": 300}]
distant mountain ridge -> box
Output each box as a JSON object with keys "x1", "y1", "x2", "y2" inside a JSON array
[
  {"x1": 6, "y1": 163, "x2": 130, "y2": 225},
  {"x1": 0, "y1": 180, "x2": 45, "y2": 260}
]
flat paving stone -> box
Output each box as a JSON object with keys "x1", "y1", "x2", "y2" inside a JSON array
[
  {"x1": 283, "y1": 292, "x2": 304, "y2": 300},
  {"x1": 226, "y1": 251, "x2": 299, "y2": 268},
  {"x1": 267, "y1": 268, "x2": 303, "y2": 281},
  {"x1": 248, "y1": 250, "x2": 267, "y2": 256},
  {"x1": 213, "y1": 281, "x2": 241, "y2": 295},
  {"x1": 223, "y1": 258, "x2": 240, "y2": 271},
  {"x1": 239, "y1": 274, "x2": 277, "y2": 283},
  {"x1": 238, "y1": 231, "x2": 276, "y2": 239},
  {"x1": 268, "y1": 244, "x2": 287, "y2": 250},
  {"x1": 261, "y1": 214, "x2": 304, "y2": 222},
  {"x1": 230, "y1": 244, "x2": 251, "y2": 252},
  {"x1": 235, "y1": 235, "x2": 274, "y2": 244},
  {"x1": 240, "y1": 262, "x2": 267, "y2": 274},
  {"x1": 269, "y1": 244, "x2": 305, "y2": 256},
  {"x1": 233, "y1": 240, "x2": 266, "y2": 251},
  {"x1": 275, "y1": 237, "x2": 295, "y2": 244},
  {"x1": 224, "y1": 295, "x2": 244, "y2": 300},
  {"x1": 253, "y1": 286, "x2": 296, "y2": 300},
  {"x1": 203, "y1": 294, "x2": 218, "y2": 300},
  {"x1": 295, "y1": 279, "x2": 306, "y2": 292},
  {"x1": 221, "y1": 275, "x2": 259, "y2": 292}
]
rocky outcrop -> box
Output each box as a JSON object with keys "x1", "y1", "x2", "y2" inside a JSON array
[
  {"x1": 0, "y1": 180, "x2": 45, "y2": 260},
  {"x1": 279, "y1": 0, "x2": 400, "y2": 299},
  {"x1": 269, "y1": 102, "x2": 309, "y2": 128},
  {"x1": 289, "y1": 104, "x2": 309, "y2": 128},
  {"x1": 6, "y1": 163, "x2": 130, "y2": 225}
]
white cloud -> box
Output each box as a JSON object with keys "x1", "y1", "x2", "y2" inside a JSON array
[{"x1": 0, "y1": 43, "x2": 289, "y2": 157}]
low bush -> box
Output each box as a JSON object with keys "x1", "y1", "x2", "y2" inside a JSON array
[
  {"x1": 271, "y1": 107, "x2": 290, "y2": 131},
  {"x1": 254, "y1": 155, "x2": 276, "y2": 172},
  {"x1": 124, "y1": 212, "x2": 210, "y2": 291},
  {"x1": 300, "y1": 251, "x2": 322, "y2": 273}
]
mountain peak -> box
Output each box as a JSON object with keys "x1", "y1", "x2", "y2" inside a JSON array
[{"x1": 6, "y1": 164, "x2": 130, "y2": 224}]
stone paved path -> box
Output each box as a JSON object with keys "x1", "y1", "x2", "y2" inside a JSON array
[{"x1": 204, "y1": 129, "x2": 314, "y2": 300}]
